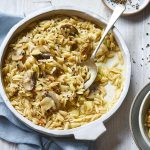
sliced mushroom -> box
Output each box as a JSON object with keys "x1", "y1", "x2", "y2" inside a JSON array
[
  {"x1": 23, "y1": 70, "x2": 36, "y2": 91},
  {"x1": 52, "y1": 67, "x2": 62, "y2": 76},
  {"x1": 40, "y1": 97, "x2": 56, "y2": 113},
  {"x1": 68, "y1": 39, "x2": 78, "y2": 51},
  {"x1": 31, "y1": 46, "x2": 50, "y2": 60},
  {"x1": 88, "y1": 81, "x2": 100, "y2": 99},
  {"x1": 81, "y1": 42, "x2": 93, "y2": 58},
  {"x1": 46, "y1": 91, "x2": 60, "y2": 109},
  {"x1": 12, "y1": 48, "x2": 25, "y2": 61},
  {"x1": 60, "y1": 24, "x2": 78, "y2": 37},
  {"x1": 90, "y1": 81, "x2": 100, "y2": 92}
]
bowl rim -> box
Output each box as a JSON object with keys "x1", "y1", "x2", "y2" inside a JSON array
[
  {"x1": 0, "y1": 6, "x2": 131, "y2": 136},
  {"x1": 139, "y1": 91, "x2": 150, "y2": 147},
  {"x1": 129, "y1": 82, "x2": 150, "y2": 149}
]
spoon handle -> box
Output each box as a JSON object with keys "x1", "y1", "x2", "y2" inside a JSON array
[{"x1": 91, "y1": 5, "x2": 125, "y2": 59}]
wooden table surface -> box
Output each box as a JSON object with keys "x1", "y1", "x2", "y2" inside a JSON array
[{"x1": 0, "y1": 0, "x2": 150, "y2": 149}]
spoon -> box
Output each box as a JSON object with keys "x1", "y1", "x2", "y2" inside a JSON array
[{"x1": 83, "y1": 4, "x2": 126, "y2": 90}]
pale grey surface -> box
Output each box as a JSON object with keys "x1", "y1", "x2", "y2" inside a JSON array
[{"x1": 0, "y1": 0, "x2": 150, "y2": 150}]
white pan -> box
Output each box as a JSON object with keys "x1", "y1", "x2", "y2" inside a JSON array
[{"x1": 0, "y1": 6, "x2": 131, "y2": 140}]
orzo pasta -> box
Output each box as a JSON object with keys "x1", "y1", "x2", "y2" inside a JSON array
[
  {"x1": 2, "y1": 16, "x2": 124, "y2": 130},
  {"x1": 145, "y1": 108, "x2": 150, "y2": 138}
]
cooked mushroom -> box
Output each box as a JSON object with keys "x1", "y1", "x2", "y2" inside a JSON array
[
  {"x1": 60, "y1": 24, "x2": 78, "y2": 37},
  {"x1": 90, "y1": 81, "x2": 100, "y2": 92},
  {"x1": 52, "y1": 67, "x2": 62, "y2": 76},
  {"x1": 81, "y1": 42, "x2": 93, "y2": 58},
  {"x1": 88, "y1": 81, "x2": 100, "y2": 98},
  {"x1": 40, "y1": 97, "x2": 56, "y2": 113},
  {"x1": 23, "y1": 70, "x2": 36, "y2": 91},
  {"x1": 68, "y1": 39, "x2": 78, "y2": 51},
  {"x1": 33, "y1": 53, "x2": 51, "y2": 60},
  {"x1": 31, "y1": 46, "x2": 50, "y2": 60},
  {"x1": 12, "y1": 48, "x2": 25, "y2": 61},
  {"x1": 46, "y1": 91, "x2": 60, "y2": 109}
]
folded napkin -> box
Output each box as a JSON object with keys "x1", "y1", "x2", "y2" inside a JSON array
[{"x1": 0, "y1": 12, "x2": 95, "y2": 150}]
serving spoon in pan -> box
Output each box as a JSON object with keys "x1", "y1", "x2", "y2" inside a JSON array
[{"x1": 82, "y1": 4, "x2": 126, "y2": 90}]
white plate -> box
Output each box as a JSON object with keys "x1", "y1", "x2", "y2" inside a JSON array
[{"x1": 102, "y1": 0, "x2": 149, "y2": 16}]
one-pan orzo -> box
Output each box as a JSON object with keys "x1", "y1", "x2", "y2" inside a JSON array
[{"x1": 2, "y1": 16, "x2": 124, "y2": 130}]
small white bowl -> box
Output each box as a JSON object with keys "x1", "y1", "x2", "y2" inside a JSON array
[
  {"x1": 139, "y1": 91, "x2": 150, "y2": 147},
  {"x1": 102, "y1": 0, "x2": 150, "y2": 16}
]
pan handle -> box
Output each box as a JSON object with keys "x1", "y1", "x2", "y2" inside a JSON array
[{"x1": 74, "y1": 122, "x2": 106, "y2": 140}]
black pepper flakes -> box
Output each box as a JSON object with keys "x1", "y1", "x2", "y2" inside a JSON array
[
  {"x1": 132, "y1": 58, "x2": 136, "y2": 64},
  {"x1": 136, "y1": 3, "x2": 139, "y2": 10},
  {"x1": 146, "y1": 44, "x2": 150, "y2": 48},
  {"x1": 21, "y1": 51, "x2": 25, "y2": 55}
]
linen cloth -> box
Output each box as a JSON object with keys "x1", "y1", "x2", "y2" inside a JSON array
[{"x1": 0, "y1": 12, "x2": 95, "y2": 150}]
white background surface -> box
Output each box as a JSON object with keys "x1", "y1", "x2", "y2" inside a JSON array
[{"x1": 0, "y1": 0, "x2": 150, "y2": 149}]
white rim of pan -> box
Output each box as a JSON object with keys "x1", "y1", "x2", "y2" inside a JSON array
[
  {"x1": 0, "y1": 6, "x2": 131, "y2": 139},
  {"x1": 102, "y1": 0, "x2": 150, "y2": 16}
]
